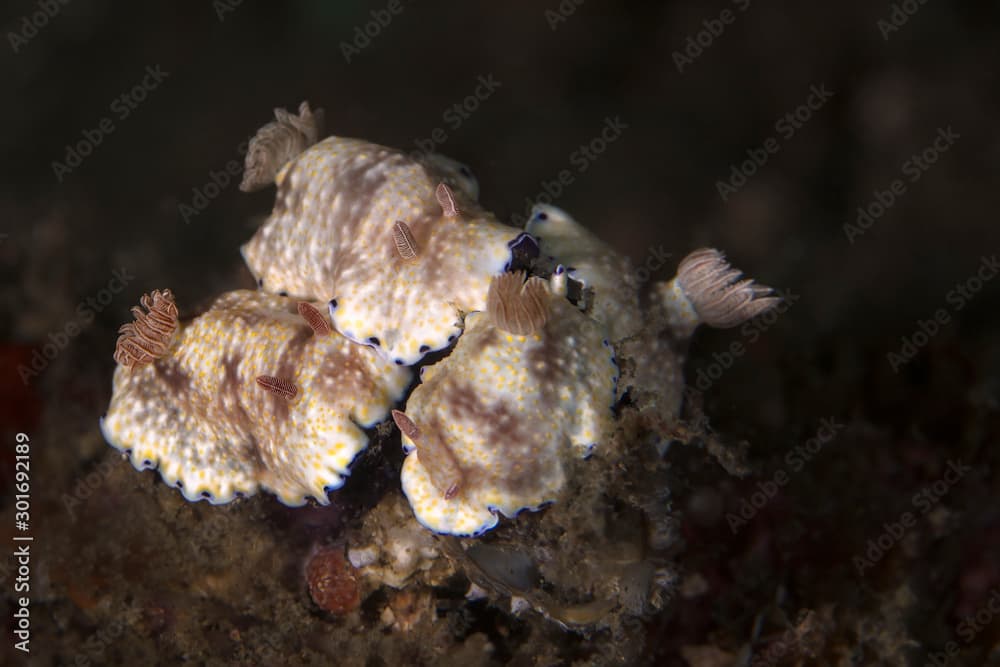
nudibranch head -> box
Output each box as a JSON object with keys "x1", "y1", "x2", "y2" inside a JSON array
[
  {"x1": 525, "y1": 204, "x2": 643, "y2": 342},
  {"x1": 241, "y1": 137, "x2": 525, "y2": 365},
  {"x1": 421, "y1": 153, "x2": 480, "y2": 201},
  {"x1": 396, "y1": 273, "x2": 618, "y2": 536},
  {"x1": 240, "y1": 101, "x2": 325, "y2": 192},
  {"x1": 101, "y1": 290, "x2": 411, "y2": 505}
]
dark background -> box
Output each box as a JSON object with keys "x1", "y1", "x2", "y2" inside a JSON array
[{"x1": 1, "y1": 1, "x2": 999, "y2": 665}]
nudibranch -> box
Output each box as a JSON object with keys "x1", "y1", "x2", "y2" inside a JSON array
[
  {"x1": 101, "y1": 289, "x2": 411, "y2": 505},
  {"x1": 525, "y1": 204, "x2": 643, "y2": 342},
  {"x1": 392, "y1": 272, "x2": 618, "y2": 536},
  {"x1": 241, "y1": 130, "x2": 531, "y2": 365}
]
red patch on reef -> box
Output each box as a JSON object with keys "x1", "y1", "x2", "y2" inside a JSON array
[
  {"x1": 0, "y1": 344, "x2": 43, "y2": 495},
  {"x1": 0, "y1": 343, "x2": 43, "y2": 428},
  {"x1": 306, "y1": 547, "x2": 361, "y2": 615}
]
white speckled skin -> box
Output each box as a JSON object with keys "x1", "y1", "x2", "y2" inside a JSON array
[
  {"x1": 398, "y1": 287, "x2": 618, "y2": 536},
  {"x1": 241, "y1": 136, "x2": 522, "y2": 365},
  {"x1": 652, "y1": 279, "x2": 701, "y2": 338},
  {"x1": 101, "y1": 290, "x2": 411, "y2": 506},
  {"x1": 525, "y1": 204, "x2": 643, "y2": 342}
]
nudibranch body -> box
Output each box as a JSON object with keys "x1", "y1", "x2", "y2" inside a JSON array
[
  {"x1": 525, "y1": 204, "x2": 643, "y2": 342},
  {"x1": 394, "y1": 272, "x2": 618, "y2": 536},
  {"x1": 101, "y1": 290, "x2": 411, "y2": 505},
  {"x1": 241, "y1": 134, "x2": 527, "y2": 365}
]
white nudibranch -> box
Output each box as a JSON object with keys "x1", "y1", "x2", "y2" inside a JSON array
[
  {"x1": 241, "y1": 135, "x2": 527, "y2": 365},
  {"x1": 101, "y1": 290, "x2": 411, "y2": 506}
]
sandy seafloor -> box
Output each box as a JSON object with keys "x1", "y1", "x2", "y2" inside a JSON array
[{"x1": 1, "y1": 2, "x2": 999, "y2": 665}]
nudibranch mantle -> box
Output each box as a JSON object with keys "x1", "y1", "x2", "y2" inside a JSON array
[
  {"x1": 242, "y1": 135, "x2": 525, "y2": 365},
  {"x1": 101, "y1": 290, "x2": 411, "y2": 506},
  {"x1": 396, "y1": 274, "x2": 618, "y2": 536}
]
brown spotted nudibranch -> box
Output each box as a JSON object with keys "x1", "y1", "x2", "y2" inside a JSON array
[
  {"x1": 398, "y1": 272, "x2": 617, "y2": 536},
  {"x1": 101, "y1": 290, "x2": 411, "y2": 506},
  {"x1": 240, "y1": 134, "x2": 528, "y2": 365}
]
